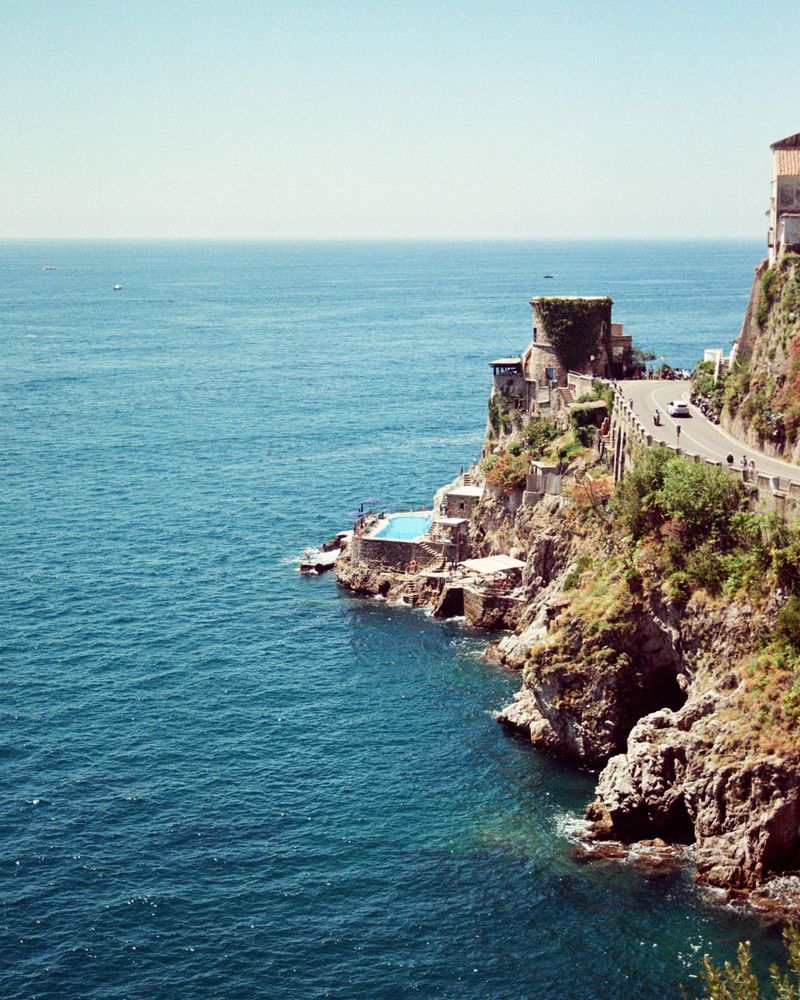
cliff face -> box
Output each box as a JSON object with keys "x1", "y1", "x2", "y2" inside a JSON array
[
  {"x1": 722, "y1": 253, "x2": 800, "y2": 463},
  {"x1": 496, "y1": 494, "x2": 800, "y2": 900},
  {"x1": 488, "y1": 440, "x2": 800, "y2": 905},
  {"x1": 582, "y1": 595, "x2": 800, "y2": 893}
]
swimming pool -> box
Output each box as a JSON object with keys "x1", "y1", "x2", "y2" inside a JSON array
[{"x1": 374, "y1": 514, "x2": 431, "y2": 541}]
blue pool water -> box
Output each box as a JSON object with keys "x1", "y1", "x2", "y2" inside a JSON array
[
  {"x1": 1, "y1": 240, "x2": 785, "y2": 999},
  {"x1": 374, "y1": 514, "x2": 432, "y2": 540}
]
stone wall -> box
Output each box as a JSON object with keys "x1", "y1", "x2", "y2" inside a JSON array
[
  {"x1": 462, "y1": 586, "x2": 521, "y2": 630},
  {"x1": 352, "y1": 536, "x2": 445, "y2": 571},
  {"x1": 526, "y1": 469, "x2": 561, "y2": 495},
  {"x1": 525, "y1": 342, "x2": 566, "y2": 387},
  {"x1": 492, "y1": 371, "x2": 527, "y2": 397}
]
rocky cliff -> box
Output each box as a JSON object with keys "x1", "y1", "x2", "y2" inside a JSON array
[
  {"x1": 720, "y1": 252, "x2": 800, "y2": 463},
  {"x1": 492, "y1": 442, "x2": 800, "y2": 911}
]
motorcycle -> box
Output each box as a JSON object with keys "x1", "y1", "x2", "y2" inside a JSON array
[{"x1": 653, "y1": 410, "x2": 662, "y2": 427}]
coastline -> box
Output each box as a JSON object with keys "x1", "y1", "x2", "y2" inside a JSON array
[{"x1": 329, "y1": 274, "x2": 800, "y2": 919}]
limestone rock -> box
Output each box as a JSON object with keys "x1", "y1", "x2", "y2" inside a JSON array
[{"x1": 496, "y1": 688, "x2": 559, "y2": 752}]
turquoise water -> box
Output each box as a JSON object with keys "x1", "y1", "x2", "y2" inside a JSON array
[
  {"x1": 1, "y1": 241, "x2": 785, "y2": 999},
  {"x1": 374, "y1": 514, "x2": 432, "y2": 540}
]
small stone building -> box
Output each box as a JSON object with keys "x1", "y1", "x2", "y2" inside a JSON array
[
  {"x1": 489, "y1": 356, "x2": 529, "y2": 407},
  {"x1": 444, "y1": 484, "x2": 483, "y2": 518}
]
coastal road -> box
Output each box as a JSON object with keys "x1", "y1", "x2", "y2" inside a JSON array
[{"x1": 619, "y1": 379, "x2": 800, "y2": 484}]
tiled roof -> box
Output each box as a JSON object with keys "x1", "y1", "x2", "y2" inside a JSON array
[
  {"x1": 771, "y1": 132, "x2": 800, "y2": 150},
  {"x1": 776, "y1": 148, "x2": 800, "y2": 175}
]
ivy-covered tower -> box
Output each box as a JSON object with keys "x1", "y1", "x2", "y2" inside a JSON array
[{"x1": 525, "y1": 296, "x2": 616, "y2": 386}]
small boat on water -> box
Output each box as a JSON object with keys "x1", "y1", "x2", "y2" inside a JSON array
[
  {"x1": 113, "y1": 284, "x2": 123, "y2": 291},
  {"x1": 42, "y1": 265, "x2": 56, "y2": 271},
  {"x1": 543, "y1": 273, "x2": 554, "y2": 279}
]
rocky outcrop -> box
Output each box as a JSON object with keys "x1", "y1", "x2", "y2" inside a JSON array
[
  {"x1": 334, "y1": 548, "x2": 439, "y2": 606},
  {"x1": 496, "y1": 687, "x2": 560, "y2": 753},
  {"x1": 493, "y1": 534, "x2": 800, "y2": 905},
  {"x1": 517, "y1": 588, "x2": 686, "y2": 768},
  {"x1": 587, "y1": 687, "x2": 800, "y2": 892}
]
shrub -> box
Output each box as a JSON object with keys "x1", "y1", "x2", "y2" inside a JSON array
[
  {"x1": 570, "y1": 404, "x2": 602, "y2": 448},
  {"x1": 755, "y1": 266, "x2": 779, "y2": 328},
  {"x1": 483, "y1": 451, "x2": 529, "y2": 491},
  {"x1": 655, "y1": 460, "x2": 745, "y2": 549},
  {"x1": 775, "y1": 595, "x2": 800, "y2": 653},
  {"x1": 724, "y1": 360, "x2": 751, "y2": 414},
  {"x1": 609, "y1": 446, "x2": 672, "y2": 539},
  {"x1": 775, "y1": 334, "x2": 800, "y2": 436},
  {"x1": 665, "y1": 570, "x2": 691, "y2": 601},
  {"x1": 522, "y1": 417, "x2": 559, "y2": 457},
  {"x1": 557, "y1": 438, "x2": 586, "y2": 463},
  {"x1": 685, "y1": 541, "x2": 727, "y2": 594},
  {"x1": 488, "y1": 393, "x2": 506, "y2": 432},
  {"x1": 570, "y1": 475, "x2": 613, "y2": 510},
  {"x1": 563, "y1": 555, "x2": 593, "y2": 591},
  {"x1": 608, "y1": 450, "x2": 800, "y2": 600}
]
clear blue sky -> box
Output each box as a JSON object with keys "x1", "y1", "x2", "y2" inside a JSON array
[{"x1": 1, "y1": 0, "x2": 796, "y2": 239}]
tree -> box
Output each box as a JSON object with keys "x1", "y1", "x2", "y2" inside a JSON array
[
  {"x1": 655, "y1": 460, "x2": 745, "y2": 549},
  {"x1": 696, "y1": 925, "x2": 800, "y2": 999}
]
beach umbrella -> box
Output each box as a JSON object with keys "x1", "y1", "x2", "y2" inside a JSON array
[{"x1": 347, "y1": 511, "x2": 365, "y2": 520}]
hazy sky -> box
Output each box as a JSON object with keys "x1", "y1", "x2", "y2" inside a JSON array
[{"x1": 2, "y1": 0, "x2": 796, "y2": 239}]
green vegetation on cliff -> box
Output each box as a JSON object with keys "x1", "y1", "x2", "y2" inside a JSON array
[
  {"x1": 725, "y1": 253, "x2": 800, "y2": 448},
  {"x1": 525, "y1": 445, "x2": 800, "y2": 752},
  {"x1": 481, "y1": 412, "x2": 586, "y2": 491},
  {"x1": 610, "y1": 447, "x2": 800, "y2": 600}
]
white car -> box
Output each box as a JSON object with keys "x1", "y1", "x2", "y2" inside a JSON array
[{"x1": 667, "y1": 400, "x2": 690, "y2": 417}]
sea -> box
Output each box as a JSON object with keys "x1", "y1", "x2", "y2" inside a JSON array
[{"x1": 1, "y1": 240, "x2": 786, "y2": 999}]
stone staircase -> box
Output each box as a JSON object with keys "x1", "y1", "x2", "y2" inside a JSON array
[
  {"x1": 557, "y1": 385, "x2": 576, "y2": 405},
  {"x1": 418, "y1": 539, "x2": 446, "y2": 570}
]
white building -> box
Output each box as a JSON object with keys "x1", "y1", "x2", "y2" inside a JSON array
[{"x1": 768, "y1": 131, "x2": 800, "y2": 265}]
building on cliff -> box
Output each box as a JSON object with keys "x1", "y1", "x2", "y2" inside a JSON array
[
  {"x1": 768, "y1": 131, "x2": 800, "y2": 265},
  {"x1": 489, "y1": 295, "x2": 634, "y2": 414}
]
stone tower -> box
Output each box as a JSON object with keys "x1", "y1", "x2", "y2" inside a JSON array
[{"x1": 525, "y1": 296, "x2": 614, "y2": 385}]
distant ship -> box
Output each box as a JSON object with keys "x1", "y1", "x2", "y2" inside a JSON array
[
  {"x1": 113, "y1": 284, "x2": 123, "y2": 291},
  {"x1": 543, "y1": 273, "x2": 554, "y2": 279},
  {"x1": 42, "y1": 265, "x2": 56, "y2": 271}
]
